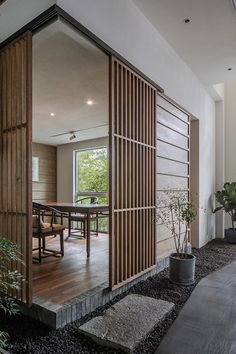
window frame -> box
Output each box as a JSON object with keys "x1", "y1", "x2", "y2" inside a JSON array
[{"x1": 73, "y1": 146, "x2": 108, "y2": 202}]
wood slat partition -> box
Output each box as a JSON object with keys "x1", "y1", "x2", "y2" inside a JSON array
[
  {"x1": 156, "y1": 93, "x2": 190, "y2": 259},
  {"x1": 0, "y1": 33, "x2": 32, "y2": 304},
  {"x1": 109, "y1": 57, "x2": 156, "y2": 288}
]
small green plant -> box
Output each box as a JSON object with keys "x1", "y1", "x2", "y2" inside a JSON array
[
  {"x1": 213, "y1": 182, "x2": 236, "y2": 229},
  {"x1": 156, "y1": 191, "x2": 197, "y2": 258},
  {"x1": 0, "y1": 236, "x2": 23, "y2": 349}
]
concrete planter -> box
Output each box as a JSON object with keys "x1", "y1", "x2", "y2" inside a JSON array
[
  {"x1": 169, "y1": 253, "x2": 196, "y2": 285},
  {"x1": 225, "y1": 228, "x2": 236, "y2": 244}
]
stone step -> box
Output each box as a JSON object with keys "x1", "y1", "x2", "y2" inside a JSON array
[{"x1": 79, "y1": 294, "x2": 174, "y2": 353}]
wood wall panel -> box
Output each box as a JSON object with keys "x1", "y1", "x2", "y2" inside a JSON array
[
  {"x1": 0, "y1": 33, "x2": 32, "y2": 304},
  {"x1": 157, "y1": 106, "x2": 189, "y2": 136},
  {"x1": 156, "y1": 94, "x2": 190, "y2": 259},
  {"x1": 158, "y1": 96, "x2": 189, "y2": 123},
  {"x1": 157, "y1": 157, "x2": 188, "y2": 176},
  {"x1": 157, "y1": 174, "x2": 189, "y2": 190},
  {"x1": 157, "y1": 139, "x2": 188, "y2": 162},
  {"x1": 110, "y1": 57, "x2": 156, "y2": 288},
  {"x1": 157, "y1": 124, "x2": 188, "y2": 150},
  {"x1": 32, "y1": 143, "x2": 57, "y2": 203}
]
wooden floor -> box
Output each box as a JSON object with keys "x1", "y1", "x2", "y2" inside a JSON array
[{"x1": 32, "y1": 232, "x2": 109, "y2": 304}]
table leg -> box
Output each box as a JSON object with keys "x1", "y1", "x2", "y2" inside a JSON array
[{"x1": 87, "y1": 212, "x2": 90, "y2": 258}]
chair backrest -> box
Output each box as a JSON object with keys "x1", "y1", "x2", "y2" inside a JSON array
[
  {"x1": 32, "y1": 202, "x2": 63, "y2": 231},
  {"x1": 75, "y1": 197, "x2": 98, "y2": 205}
]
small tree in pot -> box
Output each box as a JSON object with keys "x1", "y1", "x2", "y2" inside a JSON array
[
  {"x1": 213, "y1": 182, "x2": 236, "y2": 243},
  {"x1": 156, "y1": 191, "x2": 197, "y2": 285}
]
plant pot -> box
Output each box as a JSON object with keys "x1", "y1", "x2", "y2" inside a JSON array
[
  {"x1": 169, "y1": 253, "x2": 196, "y2": 285},
  {"x1": 224, "y1": 228, "x2": 236, "y2": 243}
]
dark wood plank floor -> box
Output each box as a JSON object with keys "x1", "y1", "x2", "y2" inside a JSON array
[{"x1": 32, "y1": 233, "x2": 109, "y2": 304}]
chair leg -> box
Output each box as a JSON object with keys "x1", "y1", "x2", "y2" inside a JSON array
[
  {"x1": 96, "y1": 214, "x2": 99, "y2": 236},
  {"x1": 38, "y1": 237, "x2": 42, "y2": 263},
  {"x1": 68, "y1": 213, "x2": 71, "y2": 237},
  {"x1": 42, "y1": 237, "x2": 46, "y2": 252},
  {"x1": 85, "y1": 221, "x2": 87, "y2": 238},
  {"x1": 60, "y1": 231, "x2": 64, "y2": 256}
]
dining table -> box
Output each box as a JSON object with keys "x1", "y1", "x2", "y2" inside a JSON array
[{"x1": 46, "y1": 202, "x2": 109, "y2": 258}]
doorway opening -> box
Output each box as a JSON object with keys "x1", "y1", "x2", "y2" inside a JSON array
[{"x1": 32, "y1": 18, "x2": 109, "y2": 304}]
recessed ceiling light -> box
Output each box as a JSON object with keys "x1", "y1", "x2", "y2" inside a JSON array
[
  {"x1": 87, "y1": 100, "x2": 93, "y2": 106},
  {"x1": 50, "y1": 112, "x2": 55, "y2": 117},
  {"x1": 228, "y1": 68, "x2": 232, "y2": 71},
  {"x1": 184, "y1": 18, "x2": 191, "y2": 23}
]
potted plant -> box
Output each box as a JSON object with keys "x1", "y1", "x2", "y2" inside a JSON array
[
  {"x1": 156, "y1": 191, "x2": 197, "y2": 285},
  {"x1": 213, "y1": 182, "x2": 236, "y2": 243},
  {"x1": 0, "y1": 236, "x2": 23, "y2": 351}
]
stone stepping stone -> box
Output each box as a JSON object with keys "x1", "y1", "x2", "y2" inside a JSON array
[{"x1": 79, "y1": 294, "x2": 174, "y2": 352}]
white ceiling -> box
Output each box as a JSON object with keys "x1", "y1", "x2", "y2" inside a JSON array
[
  {"x1": 33, "y1": 19, "x2": 108, "y2": 146},
  {"x1": 134, "y1": 0, "x2": 236, "y2": 89}
]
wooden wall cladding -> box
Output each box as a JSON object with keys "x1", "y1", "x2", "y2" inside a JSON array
[
  {"x1": 32, "y1": 143, "x2": 57, "y2": 203},
  {"x1": 0, "y1": 33, "x2": 32, "y2": 304},
  {"x1": 156, "y1": 94, "x2": 190, "y2": 259},
  {"x1": 110, "y1": 57, "x2": 156, "y2": 288}
]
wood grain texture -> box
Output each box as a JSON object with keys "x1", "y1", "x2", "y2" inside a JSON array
[
  {"x1": 110, "y1": 57, "x2": 156, "y2": 288},
  {"x1": 0, "y1": 33, "x2": 32, "y2": 304},
  {"x1": 33, "y1": 233, "x2": 108, "y2": 304},
  {"x1": 156, "y1": 93, "x2": 190, "y2": 259},
  {"x1": 32, "y1": 143, "x2": 57, "y2": 203}
]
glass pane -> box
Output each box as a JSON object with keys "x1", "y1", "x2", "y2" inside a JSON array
[{"x1": 77, "y1": 148, "x2": 108, "y2": 193}]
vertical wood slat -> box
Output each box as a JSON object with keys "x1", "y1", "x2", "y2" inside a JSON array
[
  {"x1": 0, "y1": 32, "x2": 32, "y2": 305},
  {"x1": 110, "y1": 57, "x2": 156, "y2": 288}
]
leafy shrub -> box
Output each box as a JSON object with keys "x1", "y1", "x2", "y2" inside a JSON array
[
  {"x1": 213, "y1": 182, "x2": 236, "y2": 229},
  {"x1": 0, "y1": 236, "x2": 23, "y2": 349}
]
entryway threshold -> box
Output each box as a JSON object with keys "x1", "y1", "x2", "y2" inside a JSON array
[{"x1": 21, "y1": 256, "x2": 169, "y2": 328}]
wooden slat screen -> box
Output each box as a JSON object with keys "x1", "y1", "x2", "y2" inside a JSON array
[
  {"x1": 156, "y1": 93, "x2": 190, "y2": 259},
  {"x1": 109, "y1": 57, "x2": 156, "y2": 288},
  {"x1": 0, "y1": 33, "x2": 32, "y2": 304}
]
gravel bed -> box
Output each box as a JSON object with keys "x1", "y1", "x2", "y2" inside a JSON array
[{"x1": 3, "y1": 239, "x2": 236, "y2": 354}]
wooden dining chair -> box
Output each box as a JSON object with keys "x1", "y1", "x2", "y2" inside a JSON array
[
  {"x1": 67, "y1": 196, "x2": 99, "y2": 239},
  {"x1": 32, "y1": 202, "x2": 65, "y2": 263}
]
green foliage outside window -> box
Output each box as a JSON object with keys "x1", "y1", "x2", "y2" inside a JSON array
[{"x1": 76, "y1": 148, "x2": 109, "y2": 232}]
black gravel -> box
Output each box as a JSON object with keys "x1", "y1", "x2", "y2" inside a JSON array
[{"x1": 3, "y1": 239, "x2": 236, "y2": 354}]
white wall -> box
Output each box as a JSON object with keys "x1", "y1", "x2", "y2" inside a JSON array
[
  {"x1": 224, "y1": 81, "x2": 236, "y2": 228},
  {"x1": 57, "y1": 137, "x2": 108, "y2": 202},
  {"x1": 215, "y1": 87, "x2": 225, "y2": 237},
  {"x1": 57, "y1": 0, "x2": 216, "y2": 246}
]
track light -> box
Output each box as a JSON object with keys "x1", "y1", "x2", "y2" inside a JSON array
[{"x1": 69, "y1": 132, "x2": 76, "y2": 141}]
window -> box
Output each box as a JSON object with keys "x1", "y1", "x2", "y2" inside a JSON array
[{"x1": 74, "y1": 147, "x2": 108, "y2": 232}]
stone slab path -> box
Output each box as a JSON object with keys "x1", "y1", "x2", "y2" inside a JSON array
[
  {"x1": 79, "y1": 294, "x2": 174, "y2": 352},
  {"x1": 156, "y1": 260, "x2": 236, "y2": 354}
]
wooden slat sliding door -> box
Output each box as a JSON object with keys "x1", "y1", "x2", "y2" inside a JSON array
[
  {"x1": 156, "y1": 93, "x2": 190, "y2": 259},
  {"x1": 109, "y1": 57, "x2": 156, "y2": 288},
  {"x1": 0, "y1": 32, "x2": 32, "y2": 304}
]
